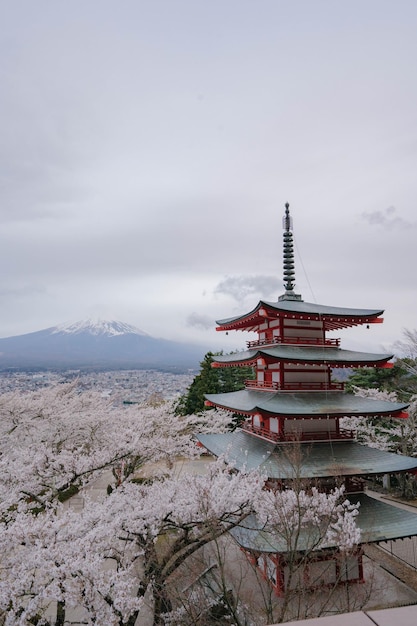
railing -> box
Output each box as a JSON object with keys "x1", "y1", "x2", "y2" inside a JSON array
[
  {"x1": 246, "y1": 336, "x2": 340, "y2": 349},
  {"x1": 284, "y1": 428, "x2": 355, "y2": 441},
  {"x1": 244, "y1": 380, "x2": 344, "y2": 392},
  {"x1": 280, "y1": 381, "x2": 344, "y2": 391},
  {"x1": 245, "y1": 380, "x2": 279, "y2": 391},
  {"x1": 241, "y1": 422, "x2": 354, "y2": 442},
  {"x1": 241, "y1": 422, "x2": 280, "y2": 442}
]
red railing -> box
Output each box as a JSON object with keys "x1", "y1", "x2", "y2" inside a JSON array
[
  {"x1": 246, "y1": 336, "x2": 340, "y2": 349},
  {"x1": 241, "y1": 422, "x2": 280, "y2": 442},
  {"x1": 244, "y1": 380, "x2": 344, "y2": 392},
  {"x1": 245, "y1": 380, "x2": 279, "y2": 391},
  {"x1": 284, "y1": 429, "x2": 355, "y2": 442},
  {"x1": 241, "y1": 422, "x2": 354, "y2": 442}
]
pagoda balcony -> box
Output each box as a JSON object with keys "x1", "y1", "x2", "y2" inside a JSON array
[
  {"x1": 246, "y1": 336, "x2": 340, "y2": 349},
  {"x1": 244, "y1": 380, "x2": 345, "y2": 392},
  {"x1": 241, "y1": 421, "x2": 355, "y2": 443}
]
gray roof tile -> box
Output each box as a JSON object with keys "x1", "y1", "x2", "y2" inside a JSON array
[
  {"x1": 230, "y1": 493, "x2": 417, "y2": 553},
  {"x1": 195, "y1": 432, "x2": 417, "y2": 478},
  {"x1": 205, "y1": 389, "x2": 408, "y2": 418}
]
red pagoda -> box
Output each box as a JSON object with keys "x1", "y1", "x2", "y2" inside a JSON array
[{"x1": 196, "y1": 203, "x2": 417, "y2": 596}]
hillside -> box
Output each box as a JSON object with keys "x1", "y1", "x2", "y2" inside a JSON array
[{"x1": 0, "y1": 320, "x2": 206, "y2": 372}]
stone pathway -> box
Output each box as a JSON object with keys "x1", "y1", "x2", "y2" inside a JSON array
[{"x1": 365, "y1": 544, "x2": 417, "y2": 595}]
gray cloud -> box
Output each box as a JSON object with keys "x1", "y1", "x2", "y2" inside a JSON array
[
  {"x1": 361, "y1": 206, "x2": 416, "y2": 229},
  {"x1": 0, "y1": 1, "x2": 417, "y2": 352},
  {"x1": 186, "y1": 313, "x2": 214, "y2": 330},
  {"x1": 0, "y1": 285, "x2": 47, "y2": 300},
  {"x1": 214, "y1": 275, "x2": 282, "y2": 304}
]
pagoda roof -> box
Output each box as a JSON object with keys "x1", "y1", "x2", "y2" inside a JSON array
[
  {"x1": 216, "y1": 299, "x2": 384, "y2": 332},
  {"x1": 229, "y1": 493, "x2": 417, "y2": 554},
  {"x1": 212, "y1": 346, "x2": 393, "y2": 368},
  {"x1": 195, "y1": 431, "x2": 417, "y2": 479},
  {"x1": 205, "y1": 389, "x2": 408, "y2": 419}
]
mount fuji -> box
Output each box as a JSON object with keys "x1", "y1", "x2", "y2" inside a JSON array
[{"x1": 0, "y1": 320, "x2": 207, "y2": 371}]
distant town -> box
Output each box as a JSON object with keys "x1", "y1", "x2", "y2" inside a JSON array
[{"x1": 0, "y1": 369, "x2": 195, "y2": 405}]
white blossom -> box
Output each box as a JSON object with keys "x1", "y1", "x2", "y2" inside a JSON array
[{"x1": 0, "y1": 384, "x2": 361, "y2": 624}]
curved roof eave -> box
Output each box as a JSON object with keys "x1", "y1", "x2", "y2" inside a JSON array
[
  {"x1": 194, "y1": 432, "x2": 417, "y2": 480},
  {"x1": 204, "y1": 389, "x2": 408, "y2": 418},
  {"x1": 212, "y1": 346, "x2": 393, "y2": 367},
  {"x1": 262, "y1": 299, "x2": 384, "y2": 319},
  {"x1": 216, "y1": 299, "x2": 384, "y2": 330},
  {"x1": 216, "y1": 301, "x2": 264, "y2": 328}
]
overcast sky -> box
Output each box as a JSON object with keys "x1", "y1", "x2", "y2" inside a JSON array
[{"x1": 1, "y1": 1, "x2": 416, "y2": 356}]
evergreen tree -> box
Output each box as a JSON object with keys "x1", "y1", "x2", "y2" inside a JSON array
[
  {"x1": 345, "y1": 363, "x2": 402, "y2": 394},
  {"x1": 345, "y1": 361, "x2": 416, "y2": 401},
  {"x1": 175, "y1": 351, "x2": 254, "y2": 415}
]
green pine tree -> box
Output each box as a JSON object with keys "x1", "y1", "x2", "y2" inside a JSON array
[
  {"x1": 175, "y1": 351, "x2": 254, "y2": 415},
  {"x1": 345, "y1": 361, "x2": 415, "y2": 401}
]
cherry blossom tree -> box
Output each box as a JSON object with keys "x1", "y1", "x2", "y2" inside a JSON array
[
  {"x1": 0, "y1": 466, "x2": 361, "y2": 626},
  {"x1": 158, "y1": 483, "x2": 362, "y2": 626},
  {"x1": 0, "y1": 382, "x2": 232, "y2": 517},
  {"x1": 394, "y1": 328, "x2": 417, "y2": 360},
  {"x1": 252, "y1": 485, "x2": 361, "y2": 623},
  {"x1": 342, "y1": 387, "x2": 417, "y2": 456},
  {"x1": 341, "y1": 386, "x2": 417, "y2": 499},
  {"x1": 0, "y1": 456, "x2": 263, "y2": 625},
  {"x1": 0, "y1": 384, "x2": 361, "y2": 626}
]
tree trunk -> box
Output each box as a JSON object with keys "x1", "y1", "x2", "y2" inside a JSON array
[
  {"x1": 153, "y1": 581, "x2": 172, "y2": 626},
  {"x1": 55, "y1": 601, "x2": 65, "y2": 626}
]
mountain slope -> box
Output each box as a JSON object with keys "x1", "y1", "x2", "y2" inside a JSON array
[{"x1": 0, "y1": 320, "x2": 206, "y2": 371}]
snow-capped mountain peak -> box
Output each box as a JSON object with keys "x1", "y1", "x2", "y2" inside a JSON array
[
  {"x1": 0, "y1": 319, "x2": 205, "y2": 370},
  {"x1": 51, "y1": 319, "x2": 149, "y2": 337}
]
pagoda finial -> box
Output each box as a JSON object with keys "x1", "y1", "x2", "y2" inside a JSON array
[
  {"x1": 279, "y1": 203, "x2": 303, "y2": 302},
  {"x1": 283, "y1": 202, "x2": 292, "y2": 232}
]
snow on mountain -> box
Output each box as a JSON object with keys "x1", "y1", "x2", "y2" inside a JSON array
[
  {"x1": 0, "y1": 319, "x2": 206, "y2": 371},
  {"x1": 51, "y1": 319, "x2": 149, "y2": 337}
]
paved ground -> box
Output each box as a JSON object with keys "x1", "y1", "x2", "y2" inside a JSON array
[
  {"x1": 365, "y1": 544, "x2": 417, "y2": 596},
  {"x1": 281, "y1": 604, "x2": 417, "y2": 626}
]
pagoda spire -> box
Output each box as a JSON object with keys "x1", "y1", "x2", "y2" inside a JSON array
[{"x1": 278, "y1": 203, "x2": 302, "y2": 301}]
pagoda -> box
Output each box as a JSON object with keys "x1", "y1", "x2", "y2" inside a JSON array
[{"x1": 196, "y1": 203, "x2": 417, "y2": 595}]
